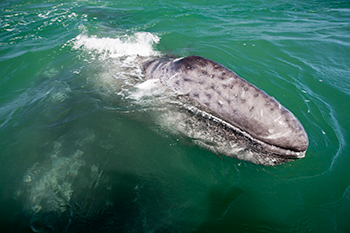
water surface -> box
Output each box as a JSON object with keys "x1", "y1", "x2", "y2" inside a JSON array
[{"x1": 1, "y1": 0, "x2": 350, "y2": 232}]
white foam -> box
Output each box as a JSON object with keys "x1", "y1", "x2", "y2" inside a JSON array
[
  {"x1": 129, "y1": 79, "x2": 166, "y2": 101},
  {"x1": 69, "y1": 31, "x2": 165, "y2": 104},
  {"x1": 73, "y1": 32, "x2": 160, "y2": 59}
]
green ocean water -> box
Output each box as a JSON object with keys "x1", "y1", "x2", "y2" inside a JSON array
[{"x1": 1, "y1": 0, "x2": 350, "y2": 232}]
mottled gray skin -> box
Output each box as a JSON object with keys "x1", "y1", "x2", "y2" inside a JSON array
[{"x1": 143, "y1": 56, "x2": 309, "y2": 165}]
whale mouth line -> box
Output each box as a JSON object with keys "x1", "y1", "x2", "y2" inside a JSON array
[{"x1": 180, "y1": 102, "x2": 306, "y2": 159}]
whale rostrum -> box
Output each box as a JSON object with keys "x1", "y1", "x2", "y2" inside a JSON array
[{"x1": 142, "y1": 56, "x2": 309, "y2": 166}]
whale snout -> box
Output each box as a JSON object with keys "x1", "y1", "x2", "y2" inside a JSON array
[
  {"x1": 263, "y1": 117, "x2": 309, "y2": 158},
  {"x1": 255, "y1": 104, "x2": 309, "y2": 157}
]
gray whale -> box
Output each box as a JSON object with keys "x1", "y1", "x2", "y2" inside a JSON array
[{"x1": 142, "y1": 56, "x2": 309, "y2": 166}]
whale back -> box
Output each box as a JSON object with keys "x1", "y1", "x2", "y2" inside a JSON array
[{"x1": 143, "y1": 56, "x2": 308, "y2": 153}]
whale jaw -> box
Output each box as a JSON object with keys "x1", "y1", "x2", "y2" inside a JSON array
[{"x1": 174, "y1": 98, "x2": 305, "y2": 166}]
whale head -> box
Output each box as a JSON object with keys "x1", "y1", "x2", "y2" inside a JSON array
[{"x1": 142, "y1": 56, "x2": 309, "y2": 165}]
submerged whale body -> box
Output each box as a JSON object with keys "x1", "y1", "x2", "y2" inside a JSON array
[{"x1": 142, "y1": 56, "x2": 309, "y2": 166}]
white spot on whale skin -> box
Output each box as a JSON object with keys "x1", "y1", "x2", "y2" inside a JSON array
[
  {"x1": 260, "y1": 109, "x2": 263, "y2": 117},
  {"x1": 265, "y1": 131, "x2": 288, "y2": 140},
  {"x1": 274, "y1": 115, "x2": 282, "y2": 122},
  {"x1": 268, "y1": 129, "x2": 274, "y2": 134},
  {"x1": 173, "y1": 57, "x2": 185, "y2": 63},
  {"x1": 167, "y1": 73, "x2": 178, "y2": 81},
  {"x1": 241, "y1": 89, "x2": 245, "y2": 98},
  {"x1": 221, "y1": 77, "x2": 235, "y2": 85},
  {"x1": 278, "y1": 121, "x2": 287, "y2": 127}
]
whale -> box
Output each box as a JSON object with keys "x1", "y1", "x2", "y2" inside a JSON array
[{"x1": 142, "y1": 55, "x2": 309, "y2": 166}]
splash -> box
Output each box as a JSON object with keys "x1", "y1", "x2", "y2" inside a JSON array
[
  {"x1": 70, "y1": 31, "x2": 165, "y2": 110},
  {"x1": 72, "y1": 31, "x2": 161, "y2": 59}
]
